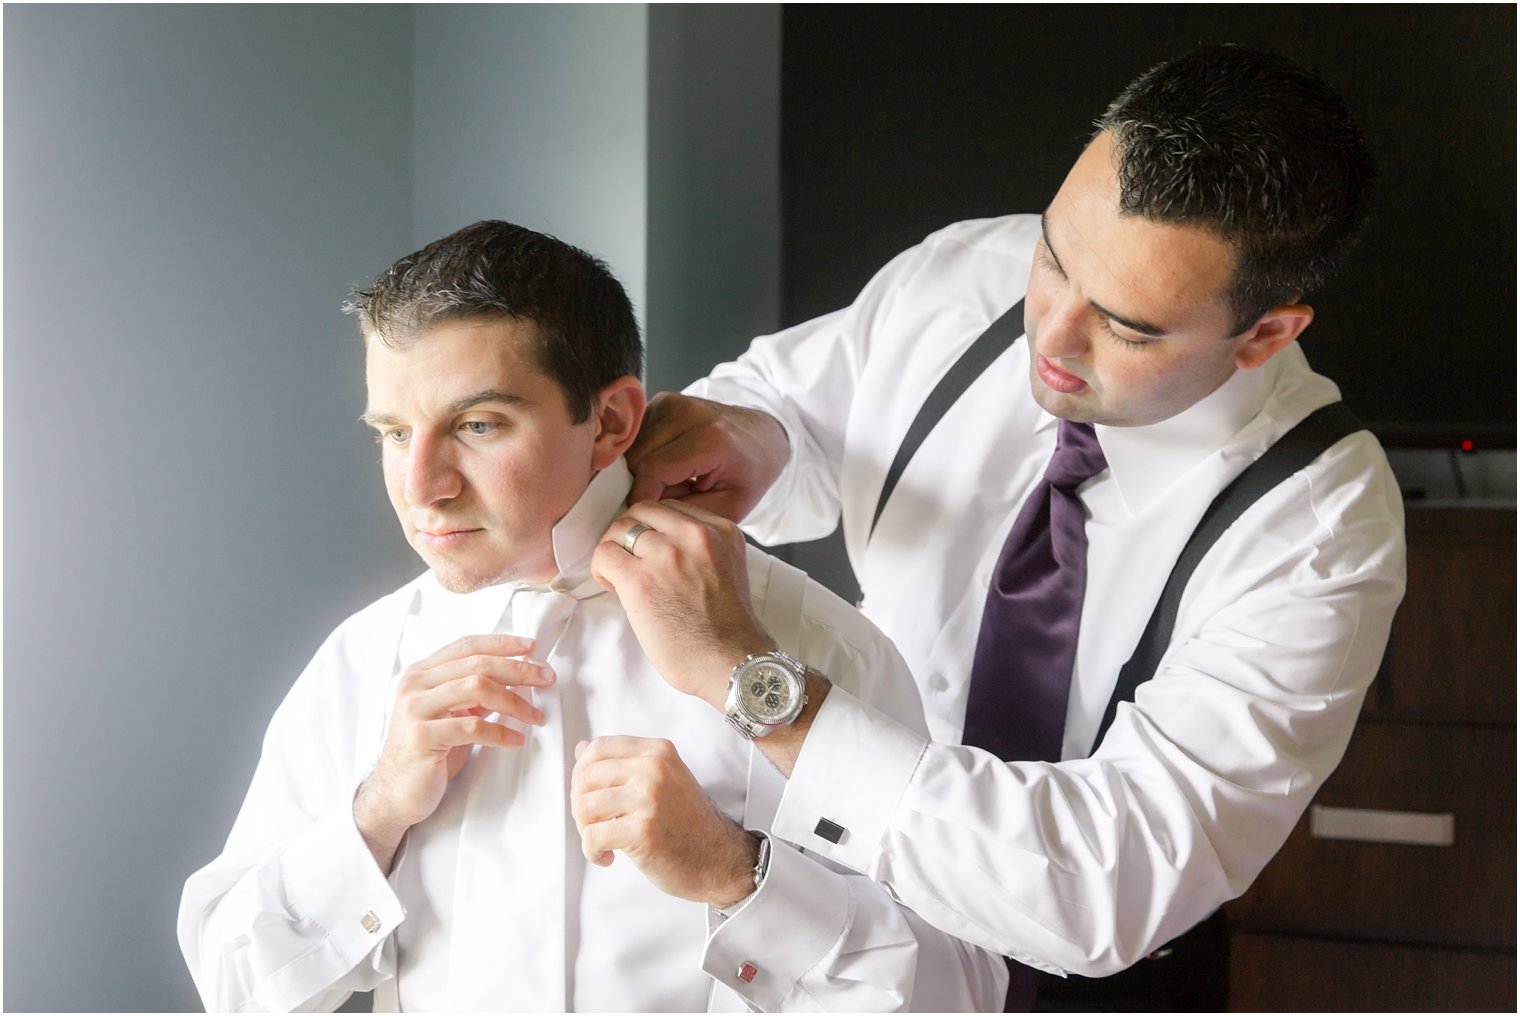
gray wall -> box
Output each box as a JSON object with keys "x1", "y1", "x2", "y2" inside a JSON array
[
  {"x1": 646, "y1": 4, "x2": 782, "y2": 391},
  {"x1": 412, "y1": 4, "x2": 651, "y2": 318},
  {"x1": 4, "y1": 4, "x2": 780, "y2": 1011},
  {"x1": 3, "y1": 6, "x2": 417, "y2": 1011},
  {"x1": 409, "y1": 3, "x2": 783, "y2": 390}
]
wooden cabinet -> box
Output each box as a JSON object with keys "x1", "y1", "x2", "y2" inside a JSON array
[{"x1": 1226, "y1": 507, "x2": 1516, "y2": 1012}]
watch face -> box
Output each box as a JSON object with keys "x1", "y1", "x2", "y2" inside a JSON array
[{"x1": 740, "y1": 660, "x2": 801, "y2": 724}]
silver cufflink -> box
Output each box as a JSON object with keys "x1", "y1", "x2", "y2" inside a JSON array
[{"x1": 360, "y1": 910, "x2": 381, "y2": 934}]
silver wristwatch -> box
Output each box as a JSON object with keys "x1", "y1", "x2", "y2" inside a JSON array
[{"x1": 724, "y1": 649, "x2": 808, "y2": 739}]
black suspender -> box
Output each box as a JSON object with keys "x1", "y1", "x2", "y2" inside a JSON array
[
  {"x1": 868, "y1": 298, "x2": 1025, "y2": 538},
  {"x1": 1086, "y1": 399, "x2": 1365, "y2": 754},
  {"x1": 864, "y1": 307, "x2": 1365, "y2": 758}
]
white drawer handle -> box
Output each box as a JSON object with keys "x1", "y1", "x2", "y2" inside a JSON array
[{"x1": 1310, "y1": 805, "x2": 1454, "y2": 846}]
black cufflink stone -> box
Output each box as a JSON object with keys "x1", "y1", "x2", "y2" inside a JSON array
[{"x1": 813, "y1": 818, "x2": 846, "y2": 843}]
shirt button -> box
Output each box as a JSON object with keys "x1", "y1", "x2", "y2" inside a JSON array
[
  {"x1": 927, "y1": 673, "x2": 949, "y2": 693},
  {"x1": 360, "y1": 910, "x2": 381, "y2": 934}
]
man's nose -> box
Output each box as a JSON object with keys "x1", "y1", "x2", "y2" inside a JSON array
[
  {"x1": 1033, "y1": 295, "x2": 1090, "y2": 361},
  {"x1": 404, "y1": 434, "x2": 463, "y2": 506}
]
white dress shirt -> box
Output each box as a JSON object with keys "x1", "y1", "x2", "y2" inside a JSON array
[
  {"x1": 687, "y1": 215, "x2": 1407, "y2": 977},
  {"x1": 178, "y1": 459, "x2": 1006, "y2": 1012}
]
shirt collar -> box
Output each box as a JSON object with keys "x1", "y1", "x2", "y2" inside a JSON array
[
  {"x1": 1031, "y1": 351, "x2": 1281, "y2": 515},
  {"x1": 547, "y1": 456, "x2": 632, "y2": 594},
  {"x1": 1098, "y1": 356, "x2": 1278, "y2": 513}
]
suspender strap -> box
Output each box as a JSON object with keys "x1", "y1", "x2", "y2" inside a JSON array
[
  {"x1": 869, "y1": 299, "x2": 1026, "y2": 539},
  {"x1": 1088, "y1": 400, "x2": 1366, "y2": 755}
]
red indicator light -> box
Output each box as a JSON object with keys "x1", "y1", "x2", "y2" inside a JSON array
[{"x1": 1460, "y1": 439, "x2": 1475, "y2": 452}]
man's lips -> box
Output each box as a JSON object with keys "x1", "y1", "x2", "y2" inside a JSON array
[
  {"x1": 1035, "y1": 355, "x2": 1089, "y2": 395},
  {"x1": 415, "y1": 527, "x2": 483, "y2": 549}
]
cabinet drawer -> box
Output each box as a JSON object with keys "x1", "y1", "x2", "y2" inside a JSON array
[
  {"x1": 1229, "y1": 931, "x2": 1515, "y2": 1012},
  {"x1": 1371, "y1": 507, "x2": 1515, "y2": 723},
  {"x1": 1227, "y1": 720, "x2": 1515, "y2": 949}
]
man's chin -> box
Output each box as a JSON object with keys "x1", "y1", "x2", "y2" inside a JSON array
[
  {"x1": 423, "y1": 554, "x2": 554, "y2": 594},
  {"x1": 433, "y1": 570, "x2": 503, "y2": 595},
  {"x1": 1030, "y1": 378, "x2": 1100, "y2": 424},
  {"x1": 416, "y1": 553, "x2": 506, "y2": 595}
]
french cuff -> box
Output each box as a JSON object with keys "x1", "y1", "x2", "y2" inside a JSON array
[
  {"x1": 280, "y1": 802, "x2": 406, "y2": 965},
  {"x1": 771, "y1": 687, "x2": 927, "y2": 875},
  {"x1": 701, "y1": 840, "x2": 849, "y2": 1010}
]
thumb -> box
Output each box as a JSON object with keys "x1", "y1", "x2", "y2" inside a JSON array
[
  {"x1": 628, "y1": 472, "x2": 669, "y2": 505},
  {"x1": 590, "y1": 540, "x2": 633, "y2": 594}
]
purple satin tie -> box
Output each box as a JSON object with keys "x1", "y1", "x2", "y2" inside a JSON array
[{"x1": 960, "y1": 419, "x2": 1107, "y2": 1010}]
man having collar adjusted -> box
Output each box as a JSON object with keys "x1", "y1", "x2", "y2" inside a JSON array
[{"x1": 178, "y1": 221, "x2": 1004, "y2": 1012}]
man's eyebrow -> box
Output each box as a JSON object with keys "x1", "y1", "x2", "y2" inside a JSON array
[
  {"x1": 359, "y1": 410, "x2": 397, "y2": 428},
  {"x1": 1090, "y1": 300, "x2": 1169, "y2": 339},
  {"x1": 360, "y1": 389, "x2": 528, "y2": 428},
  {"x1": 1039, "y1": 210, "x2": 1170, "y2": 339},
  {"x1": 1039, "y1": 211, "x2": 1067, "y2": 276},
  {"x1": 443, "y1": 389, "x2": 528, "y2": 415}
]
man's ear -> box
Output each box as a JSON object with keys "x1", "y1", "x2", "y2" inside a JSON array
[
  {"x1": 1233, "y1": 303, "x2": 1314, "y2": 371},
  {"x1": 590, "y1": 375, "x2": 647, "y2": 470}
]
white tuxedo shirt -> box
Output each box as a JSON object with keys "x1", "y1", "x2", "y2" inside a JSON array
[
  {"x1": 687, "y1": 215, "x2": 1407, "y2": 976},
  {"x1": 178, "y1": 459, "x2": 1005, "y2": 1012}
]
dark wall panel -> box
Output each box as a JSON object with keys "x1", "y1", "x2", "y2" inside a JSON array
[{"x1": 781, "y1": 5, "x2": 1516, "y2": 445}]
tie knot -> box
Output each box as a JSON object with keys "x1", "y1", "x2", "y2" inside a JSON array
[{"x1": 1046, "y1": 420, "x2": 1107, "y2": 491}]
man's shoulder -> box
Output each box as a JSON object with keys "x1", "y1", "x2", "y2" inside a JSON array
[
  {"x1": 1260, "y1": 347, "x2": 1401, "y2": 511},
  {"x1": 262, "y1": 572, "x2": 428, "y2": 741},
  {"x1": 918, "y1": 212, "x2": 1039, "y2": 244},
  {"x1": 918, "y1": 213, "x2": 1042, "y2": 253},
  {"x1": 310, "y1": 571, "x2": 429, "y2": 663},
  {"x1": 850, "y1": 214, "x2": 1042, "y2": 358}
]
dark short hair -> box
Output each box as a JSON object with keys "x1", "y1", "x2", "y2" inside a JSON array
[
  {"x1": 346, "y1": 220, "x2": 642, "y2": 422},
  {"x1": 1096, "y1": 44, "x2": 1376, "y2": 335}
]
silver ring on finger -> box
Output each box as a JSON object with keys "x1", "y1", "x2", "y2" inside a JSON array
[{"x1": 621, "y1": 522, "x2": 653, "y2": 555}]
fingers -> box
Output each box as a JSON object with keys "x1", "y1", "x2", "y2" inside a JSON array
[
  {"x1": 429, "y1": 712, "x2": 530, "y2": 751},
  {"x1": 359, "y1": 635, "x2": 554, "y2": 856},
  {"x1": 397, "y1": 636, "x2": 555, "y2": 718},
  {"x1": 569, "y1": 735, "x2": 758, "y2": 905},
  {"x1": 590, "y1": 504, "x2": 766, "y2": 705},
  {"x1": 392, "y1": 635, "x2": 558, "y2": 740},
  {"x1": 570, "y1": 737, "x2": 680, "y2": 863},
  {"x1": 570, "y1": 736, "x2": 678, "y2": 815},
  {"x1": 404, "y1": 650, "x2": 555, "y2": 693},
  {"x1": 415, "y1": 676, "x2": 544, "y2": 727},
  {"x1": 591, "y1": 511, "x2": 670, "y2": 593},
  {"x1": 410, "y1": 633, "x2": 539, "y2": 674},
  {"x1": 625, "y1": 394, "x2": 785, "y2": 522},
  {"x1": 626, "y1": 394, "x2": 713, "y2": 503},
  {"x1": 392, "y1": 700, "x2": 535, "y2": 753},
  {"x1": 575, "y1": 734, "x2": 675, "y2": 765},
  {"x1": 599, "y1": 501, "x2": 743, "y2": 562},
  {"x1": 644, "y1": 495, "x2": 737, "y2": 530}
]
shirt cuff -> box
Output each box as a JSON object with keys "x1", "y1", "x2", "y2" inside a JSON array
[
  {"x1": 701, "y1": 840, "x2": 849, "y2": 1010},
  {"x1": 279, "y1": 801, "x2": 406, "y2": 969},
  {"x1": 771, "y1": 687, "x2": 928, "y2": 876}
]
